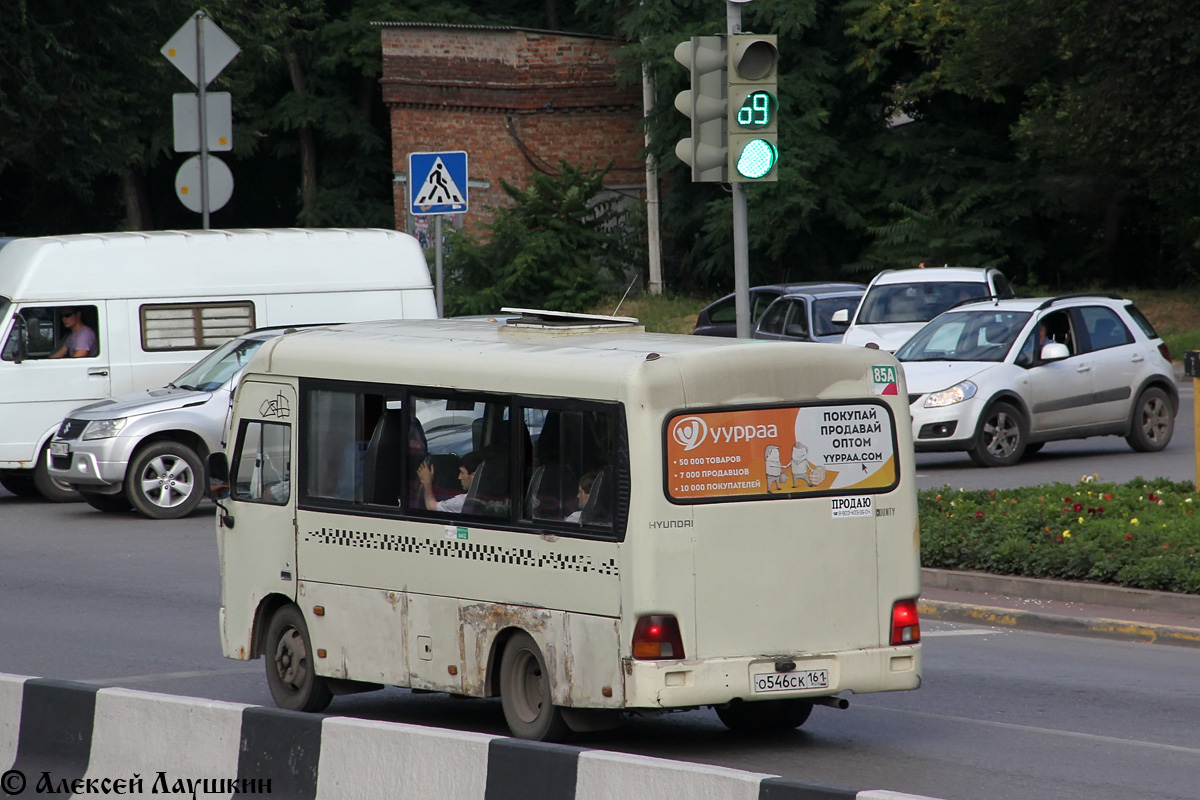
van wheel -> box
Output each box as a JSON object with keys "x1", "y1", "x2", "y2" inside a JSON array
[
  {"x1": 716, "y1": 699, "x2": 813, "y2": 733},
  {"x1": 499, "y1": 631, "x2": 571, "y2": 742},
  {"x1": 968, "y1": 401, "x2": 1026, "y2": 467},
  {"x1": 1126, "y1": 387, "x2": 1174, "y2": 452},
  {"x1": 0, "y1": 473, "x2": 39, "y2": 498},
  {"x1": 264, "y1": 605, "x2": 332, "y2": 713},
  {"x1": 33, "y1": 445, "x2": 80, "y2": 502},
  {"x1": 126, "y1": 441, "x2": 204, "y2": 519},
  {"x1": 80, "y1": 491, "x2": 133, "y2": 513}
]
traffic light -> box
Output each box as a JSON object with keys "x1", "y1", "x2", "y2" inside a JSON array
[
  {"x1": 727, "y1": 34, "x2": 779, "y2": 182},
  {"x1": 673, "y1": 36, "x2": 727, "y2": 183}
]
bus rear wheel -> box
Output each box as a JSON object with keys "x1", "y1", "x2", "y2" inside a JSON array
[
  {"x1": 499, "y1": 631, "x2": 571, "y2": 742},
  {"x1": 716, "y1": 698, "x2": 813, "y2": 733},
  {"x1": 264, "y1": 605, "x2": 332, "y2": 713}
]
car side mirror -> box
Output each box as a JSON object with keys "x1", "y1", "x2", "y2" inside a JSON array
[
  {"x1": 785, "y1": 324, "x2": 808, "y2": 339},
  {"x1": 831, "y1": 309, "x2": 849, "y2": 324},
  {"x1": 1040, "y1": 342, "x2": 1070, "y2": 362}
]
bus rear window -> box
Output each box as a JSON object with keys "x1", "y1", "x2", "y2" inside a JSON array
[{"x1": 664, "y1": 401, "x2": 898, "y2": 503}]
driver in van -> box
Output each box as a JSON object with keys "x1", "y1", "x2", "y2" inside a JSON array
[
  {"x1": 416, "y1": 451, "x2": 482, "y2": 513},
  {"x1": 49, "y1": 308, "x2": 98, "y2": 358}
]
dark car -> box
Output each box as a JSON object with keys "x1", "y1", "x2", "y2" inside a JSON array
[
  {"x1": 693, "y1": 282, "x2": 865, "y2": 337},
  {"x1": 752, "y1": 284, "x2": 866, "y2": 344}
]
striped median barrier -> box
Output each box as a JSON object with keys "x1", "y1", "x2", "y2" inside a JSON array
[{"x1": 0, "y1": 673, "x2": 942, "y2": 800}]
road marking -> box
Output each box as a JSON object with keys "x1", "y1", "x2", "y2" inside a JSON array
[
  {"x1": 77, "y1": 667, "x2": 260, "y2": 686},
  {"x1": 862, "y1": 705, "x2": 1200, "y2": 756},
  {"x1": 922, "y1": 629, "x2": 1003, "y2": 637}
]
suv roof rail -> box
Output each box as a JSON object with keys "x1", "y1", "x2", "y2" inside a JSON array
[{"x1": 1035, "y1": 292, "x2": 1122, "y2": 311}]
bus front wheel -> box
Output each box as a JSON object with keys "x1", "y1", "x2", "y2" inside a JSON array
[
  {"x1": 499, "y1": 631, "x2": 571, "y2": 742},
  {"x1": 716, "y1": 698, "x2": 813, "y2": 733},
  {"x1": 264, "y1": 605, "x2": 332, "y2": 713}
]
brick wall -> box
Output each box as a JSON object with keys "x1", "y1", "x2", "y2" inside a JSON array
[{"x1": 380, "y1": 24, "x2": 646, "y2": 233}]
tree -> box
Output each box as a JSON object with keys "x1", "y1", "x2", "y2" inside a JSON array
[
  {"x1": 444, "y1": 162, "x2": 642, "y2": 314},
  {"x1": 909, "y1": 0, "x2": 1200, "y2": 283}
]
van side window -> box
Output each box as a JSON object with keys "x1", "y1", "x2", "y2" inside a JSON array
[
  {"x1": 141, "y1": 301, "x2": 255, "y2": 350},
  {"x1": 232, "y1": 420, "x2": 291, "y2": 505},
  {"x1": 2, "y1": 306, "x2": 100, "y2": 361}
]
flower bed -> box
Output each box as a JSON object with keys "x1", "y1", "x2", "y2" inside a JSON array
[{"x1": 919, "y1": 477, "x2": 1200, "y2": 594}]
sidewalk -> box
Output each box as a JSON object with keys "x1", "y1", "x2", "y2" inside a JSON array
[{"x1": 919, "y1": 568, "x2": 1200, "y2": 648}]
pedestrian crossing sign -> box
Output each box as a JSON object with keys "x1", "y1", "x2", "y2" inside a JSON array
[{"x1": 408, "y1": 151, "x2": 469, "y2": 216}]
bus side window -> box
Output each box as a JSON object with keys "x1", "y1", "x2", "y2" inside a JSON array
[
  {"x1": 523, "y1": 405, "x2": 617, "y2": 529},
  {"x1": 461, "y1": 401, "x2": 516, "y2": 517},
  {"x1": 232, "y1": 420, "x2": 291, "y2": 505}
]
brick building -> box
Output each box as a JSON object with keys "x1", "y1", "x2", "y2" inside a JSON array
[{"x1": 377, "y1": 23, "x2": 647, "y2": 240}]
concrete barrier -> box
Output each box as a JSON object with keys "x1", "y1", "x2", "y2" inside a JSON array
[{"x1": 0, "y1": 672, "x2": 945, "y2": 799}]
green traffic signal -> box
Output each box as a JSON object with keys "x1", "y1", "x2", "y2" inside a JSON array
[{"x1": 734, "y1": 139, "x2": 778, "y2": 180}]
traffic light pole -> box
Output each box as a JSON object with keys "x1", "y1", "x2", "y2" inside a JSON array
[{"x1": 729, "y1": 2, "x2": 751, "y2": 338}]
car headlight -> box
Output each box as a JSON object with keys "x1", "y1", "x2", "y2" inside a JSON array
[
  {"x1": 82, "y1": 418, "x2": 128, "y2": 440},
  {"x1": 924, "y1": 381, "x2": 977, "y2": 408}
]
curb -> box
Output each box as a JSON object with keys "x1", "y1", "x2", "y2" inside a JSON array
[
  {"x1": 917, "y1": 598, "x2": 1200, "y2": 648},
  {"x1": 921, "y1": 568, "x2": 1200, "y2": 615},
  {"x1": 0, "y1": 673, "x2": 947, "y2": 800},
  {"x1": 920, "y1": 569, "x2": 1200, "y2": 648}
]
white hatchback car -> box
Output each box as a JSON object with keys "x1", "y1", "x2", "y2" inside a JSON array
[
  {"x1": 896, "y1": 294, "x2": 1177, "y2": 466},
  {"x1": 839, "y1": 266, "x2": 1012, "y2": 351}
]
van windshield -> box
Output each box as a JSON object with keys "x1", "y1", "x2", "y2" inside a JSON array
[
  {"x1": 857, "y1": 282, "x2": 988, "y2": 324},
  {"x1": 169, "y1": 336, "x2": 267, "y2": 391}
]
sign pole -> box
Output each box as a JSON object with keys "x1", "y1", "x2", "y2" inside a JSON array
[
  {"x1": 434, "y1": 216, "x2": 444, "y2": 317},
  {"x1": 728, "y1": 1, "x2": 751, "y2": 338},
  {"x1": 195, "y1": 11, "x2": 210, "y2": 229}
]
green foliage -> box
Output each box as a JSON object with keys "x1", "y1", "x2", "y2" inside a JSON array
[
  {"x1": 443, "y1": 162, "x2": 643, "y2": 315},
  {"x1": 920, "y1": 478, "x2": 1200, "y2": 594}
]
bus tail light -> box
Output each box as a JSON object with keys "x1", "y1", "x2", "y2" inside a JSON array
[
  {"x1": 890, "y1": 599, "x2": 920, "y2": 645},
  {"x1": 632, "y1": 615, "x2": 685, "y2": 660}
]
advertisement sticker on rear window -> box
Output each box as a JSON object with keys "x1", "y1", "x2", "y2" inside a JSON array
[{"x1": 665, "y1": 401, "x2": 897, "y2": 503}]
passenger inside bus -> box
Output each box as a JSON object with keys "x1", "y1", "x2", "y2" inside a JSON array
[{"x1": 416, "y1": 451, "x2": 482, "y2": 513}]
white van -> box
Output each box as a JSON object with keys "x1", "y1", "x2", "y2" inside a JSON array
[
  {"x1": 207, "y1": 310, "x2": 921, "y2": 740},
  {"x1": 0, "y1": 228, "x2": 436, "y2": 501}
]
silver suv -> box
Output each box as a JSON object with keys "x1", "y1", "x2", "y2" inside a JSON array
[
  {"x1": 47, "y1": 327, "x2": 301, "y2": 518},
  {"x1": 897, "y1": 294, "x2": 1177, "y2": 466}
]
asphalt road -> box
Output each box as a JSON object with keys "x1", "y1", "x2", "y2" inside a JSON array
[{"x1": 2, "y1": 488, "x2": 1198, "y2": 800}]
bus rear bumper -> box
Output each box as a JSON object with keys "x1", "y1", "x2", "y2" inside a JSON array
[{"x1": 623, "y1": 644, "x2": 921, "y2": 708}]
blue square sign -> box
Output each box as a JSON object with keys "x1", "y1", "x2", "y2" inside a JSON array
[{"x1": 408, "y1": 151, "x2": 469, "y2": 216}]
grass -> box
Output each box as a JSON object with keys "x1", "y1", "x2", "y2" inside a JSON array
[{"x1": 589, "y1": 293, "x2": 708, "y2": 334}]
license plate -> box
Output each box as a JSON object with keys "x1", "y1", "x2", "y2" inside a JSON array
[
  {"x1": 49, "y1": 441, "x2": 68, "y2": 457},
  {"x1": 752, "y1": 669, "x2": 829, "y2": 693}
]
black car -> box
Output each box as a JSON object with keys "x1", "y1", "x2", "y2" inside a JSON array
[
  {"x1": 693, "y1": 282, "x2": 865, "y2": 337},
  {"x1": 753, "y1": 284, "x2": 866, "y2": 344}
]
